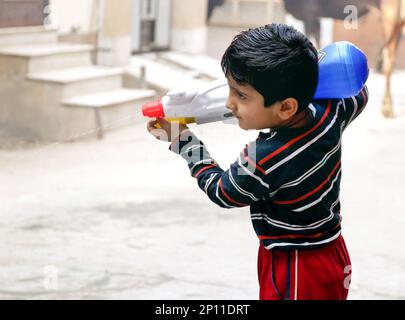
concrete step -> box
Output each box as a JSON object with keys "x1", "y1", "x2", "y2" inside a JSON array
[
  {"x1": 0, "y1": 43, "x2": 94, "y2": 73},
  {"x1": 62, "y1": 88, "x2": 156, "y2": 108},
  {"x1": 62, "y1": 88, "x2": 156, "y2": 138},
  {"x1": 27, "y1": 66, "x2": 124, "y2": 98},
  {"x1": 159, "y1": 51, "x2": 224, "y2": 79},
  {"x1": 0, "y1": 26, "x2": 58, "y2": 47},
  {"x1": 128, "y1": 53, "x2": 210, "y2": 93}
]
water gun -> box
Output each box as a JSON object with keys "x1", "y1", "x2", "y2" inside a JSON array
[
  {"x1": 142, "y1": 41, "x2": 369, "y2": 125},
  {"x1": 142, "y1": 78, "x2": 233, "y2": 125}
]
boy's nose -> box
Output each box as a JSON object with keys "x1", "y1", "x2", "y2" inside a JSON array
[{"x1": 226, "y1": 97, "x2": 236, "y2": 112}]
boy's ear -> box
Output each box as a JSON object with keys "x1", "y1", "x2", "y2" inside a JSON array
[{"x1": 278, "y1": 98, "x2": 299, "y2": 120}]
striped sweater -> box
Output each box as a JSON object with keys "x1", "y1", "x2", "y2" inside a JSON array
[{"x1": 169, "y1": 86, "x2": 369, "y2": 251}]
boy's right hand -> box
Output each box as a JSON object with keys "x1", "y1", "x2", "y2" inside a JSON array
[{"x1": 146, "y1": 118, "x2": 189, "y2": 143}]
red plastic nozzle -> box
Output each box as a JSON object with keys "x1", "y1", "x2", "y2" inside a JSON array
[{"x1": 142, "y1": 99, "x2": 165, "y2": 118}]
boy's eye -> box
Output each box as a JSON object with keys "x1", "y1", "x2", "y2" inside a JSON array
[{"x1": 235, "y1": 91, "x2": 247, "y2": 100}]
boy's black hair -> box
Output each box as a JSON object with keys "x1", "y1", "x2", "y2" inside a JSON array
[{"x1": 221, "y1": 23, "x2": 319, "y2": 113}]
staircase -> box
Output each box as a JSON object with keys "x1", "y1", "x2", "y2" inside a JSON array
[{"x1": 0, "y1": 27, "x2": 156, "y2": 142}]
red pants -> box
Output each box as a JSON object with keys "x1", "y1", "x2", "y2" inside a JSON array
[{"x1": 257, "y1": 235, "x2": 352, "y2": 300}]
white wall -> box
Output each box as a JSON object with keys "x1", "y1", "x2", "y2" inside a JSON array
[
  {"x1": 285, "y1": 15, "x2": 334, "y2": 49},
  {"x1": 171, "y1": 0, "x2": 208, "y2": 54},
  {"x1": 48, "y1": 0, "x2": 97, "y2": 34}
]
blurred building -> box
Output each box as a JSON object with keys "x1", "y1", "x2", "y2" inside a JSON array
[
  {"x1": 1, "y1": 0, "x2": 403, "y2": 142},
  {"x1": 0, "y1": 0, "x2": 158, "y2": 142},
  {"x1": 0, "y1": 0, "x2": 217, "y2": 142},
  {"x1": 209, "y1": 0, "x2": 285, "y2": 27},
  {"x1": 333, "y1": 8, "x2": 405, "y2": 69}
]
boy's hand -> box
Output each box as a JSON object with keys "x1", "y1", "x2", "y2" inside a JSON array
[{"x1": 146, "y1": 118, "x2": 189, "y2": 143}]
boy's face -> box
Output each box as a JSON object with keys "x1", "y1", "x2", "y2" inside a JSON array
[{"x1": 225, "y1": 74, "x2": 298, "y2": 131}]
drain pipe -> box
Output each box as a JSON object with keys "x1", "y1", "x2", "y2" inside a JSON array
[{"x1": 95, "y1": 0, "x2": 105, "y2": 65}]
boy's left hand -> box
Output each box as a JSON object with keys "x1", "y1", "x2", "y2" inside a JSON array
[{"x1": 146, "y1": 118, "x2": 189, "y2": 143}]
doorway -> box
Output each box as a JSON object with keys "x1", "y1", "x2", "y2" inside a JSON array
[
  {"x1": 131, "y1": 0, "x2": 171, "y2": 52},
  {"x1": 0, "y1": 0, "x2": 49, "y2": 28}
]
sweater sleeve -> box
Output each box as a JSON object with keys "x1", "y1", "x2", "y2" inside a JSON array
[
  {"x1": 169, "y1": 130, "x2": 270, "y2": 208},
  {"x1": 340, "y1": 85, "x2": 369, "y2": 130}
]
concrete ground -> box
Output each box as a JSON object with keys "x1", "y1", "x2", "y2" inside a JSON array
[{"x1": 1, "y1": 68, "x2": 405, "y2": 300}]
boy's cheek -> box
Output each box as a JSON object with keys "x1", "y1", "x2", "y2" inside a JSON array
[{"x1": 237, "y1": 118, "x2": 251, "y2": 130}]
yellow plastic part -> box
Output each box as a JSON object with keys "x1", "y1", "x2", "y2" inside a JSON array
[
  {"x1": 166, "y1": 117, "x2": 196, "y2": 124},
  {"x1": 154, "y1": 117, "x2": 196, "y2": 128}
]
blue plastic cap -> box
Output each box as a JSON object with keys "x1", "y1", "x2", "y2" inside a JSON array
[{"x1": 314, "y1": 41, "x2": 369, "y2": 99}]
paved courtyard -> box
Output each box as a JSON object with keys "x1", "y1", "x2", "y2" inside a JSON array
[{"x1": 1, "y1": 68, "x2": 405, "y2": 299}]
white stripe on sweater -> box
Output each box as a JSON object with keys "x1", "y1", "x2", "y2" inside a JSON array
[
  {"x1": 190, "y1": 159, "x2": 216, "y2": 174},
  {"x1": 251, "y1": 212, "x2": 333, "y2": 231},
  {"x1": 180, "y1": 144, "x2": 203, "y2": 157},
  {"x1": 346, "y1": 96, "x2": 358, "y2": 126},
  {"x1": 250, "y1": 196, "x2": 339, "y2": 230},
  {"x1": 265, "y1": 106, "x2": 340, "y2": 174},
  {"x1": 204, "y1": 173, "x2": 219, "y2": 194},
  {"x1": 292, "y1": 169, "x2": 342, "y2": 212},
  {"x1": 237, "y1": 154, "x2": 269, "y2": 189},
  {"x1": 264, "y1": 230, "x2": 342, "y2": 250},
  {"x1": 229, "y1": 169, "x2": 259, "y2": 202},
  {"x1": 269, "y1": 138, "x2": 342, "y2": 197},
  {"x1": 308, "y1": 103, "x2": 317, "y2": 117},
  {"x1": 215, "y1": 181, "x2": 235, "y2": 208}
]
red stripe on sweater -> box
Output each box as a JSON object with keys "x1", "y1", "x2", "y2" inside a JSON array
[
  {"x1": 243, "y1": 150, "x2": 267, "y2": 175},
  {"x1": 273, "y1": 159, "x2": 341, "y2": 205},
  {"x1": 219, "y1": 178, "x2": 248, "y2": 207},
  {"x1": 259, "y1": 101, "x2": 332, "y2": 166},
  {"x1": 258, "y1": 222, "x2": 341, "y2": 240},
  {"x1": 193, "y1": 164, "x2": 216, "y2": 178}
]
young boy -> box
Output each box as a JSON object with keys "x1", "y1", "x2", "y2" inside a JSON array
[{"x1": 146, "y1": 23, "x2": 368, "y2": 300}]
